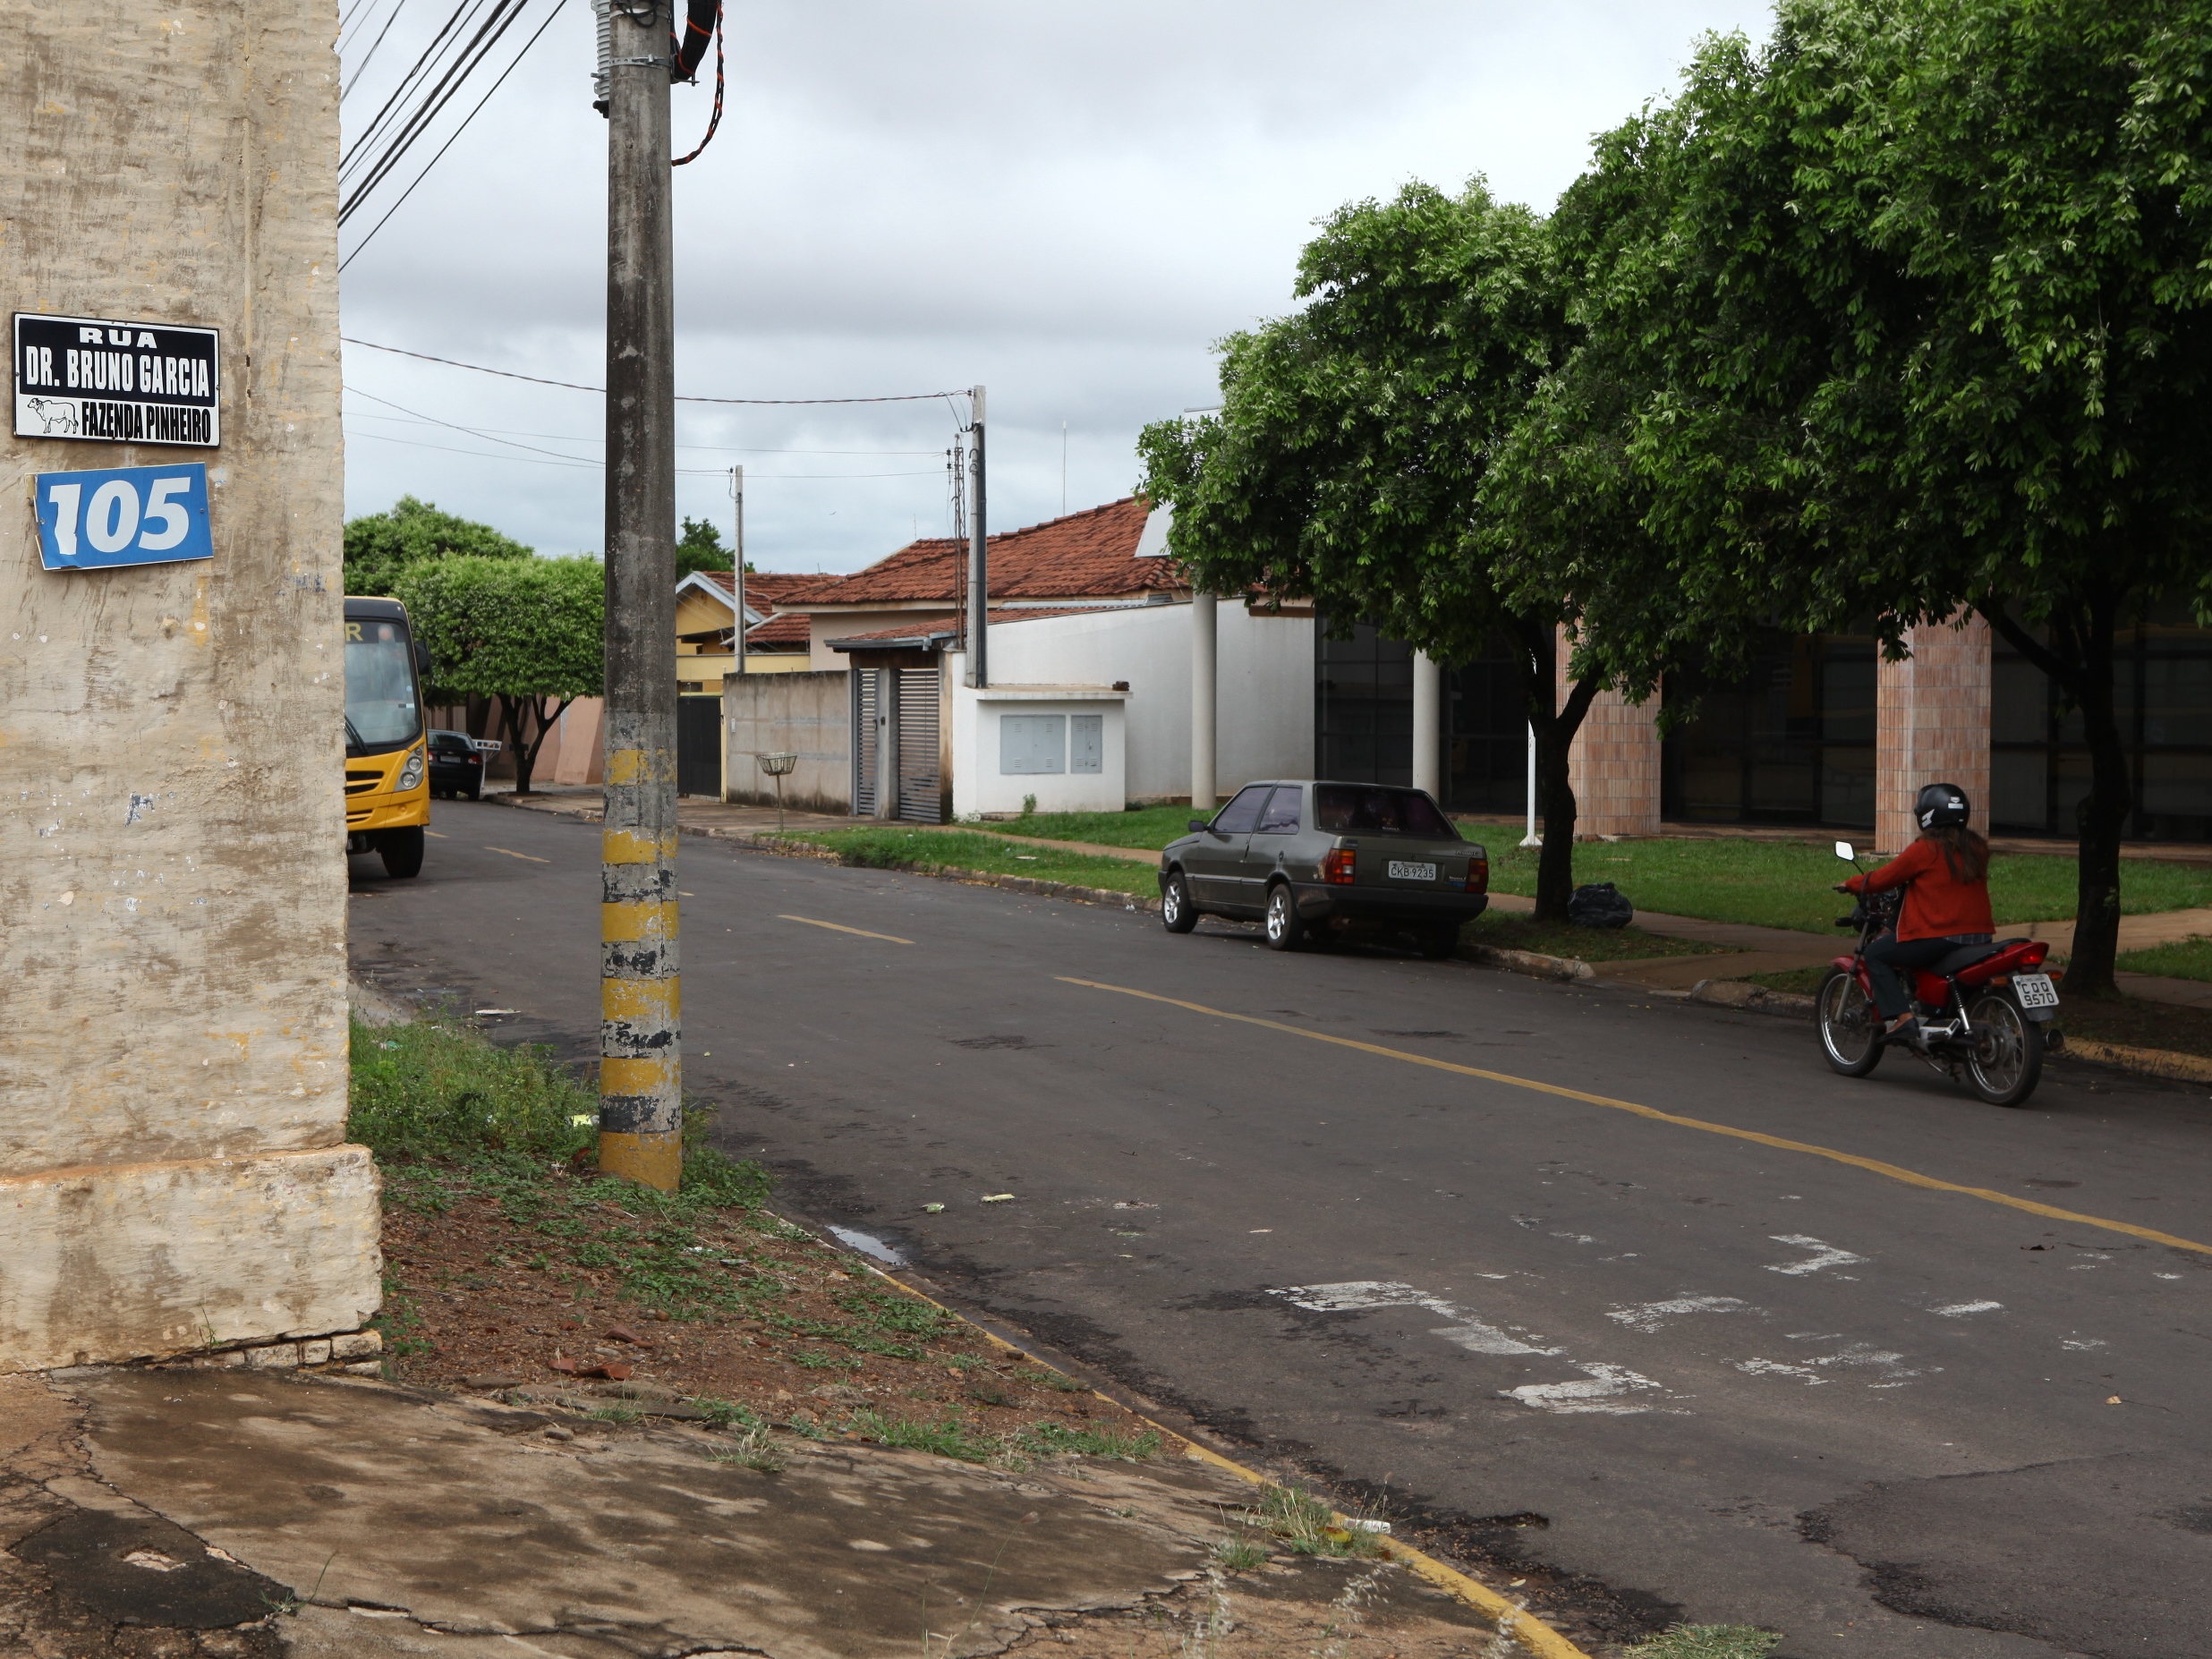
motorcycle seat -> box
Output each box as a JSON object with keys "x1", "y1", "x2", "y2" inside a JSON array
[{"x1": 1930, "y1": 940, "x2": 2006, "y2": 975}]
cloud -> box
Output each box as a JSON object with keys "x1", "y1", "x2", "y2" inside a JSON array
[{"x1": 339, "y1": 0, "x2": 1775, "y2": 570}]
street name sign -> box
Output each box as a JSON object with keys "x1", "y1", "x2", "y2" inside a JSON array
[
  {"x1": 35, "y1": 463, "x2": 214, "y2": 571},
  {"x1": 13, "y1": 312, "x2": 220, "y2": 447}
]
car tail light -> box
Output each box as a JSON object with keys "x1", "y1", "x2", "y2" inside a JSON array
[
  {"x1": 1465, "y1": 856, "x2": 1488, "y2": 894},
  {"x1": 1322, "y1": 848, "x2": 1356, "y2": 886}
]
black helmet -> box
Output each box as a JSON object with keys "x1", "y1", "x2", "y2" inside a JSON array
[{"x1": 1917, "y1": 781, "x2": 1970, "y2": 831}]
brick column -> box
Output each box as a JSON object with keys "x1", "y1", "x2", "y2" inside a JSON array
[
  {"x1": 1876, "y1": 615, "x2": 1991, "y2": 852},
  {"x1": 1560, "y1": 627, "x2": 1662, "y2": 838}
]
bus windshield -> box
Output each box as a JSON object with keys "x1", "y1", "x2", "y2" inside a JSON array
[{"x1": 345, "y1": 618, "x2": 421, "y2": 751}]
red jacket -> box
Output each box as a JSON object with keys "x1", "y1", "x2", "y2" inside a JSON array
[{"x1": 1845, "y1": 838, "x2": 1995, "y2": 942}]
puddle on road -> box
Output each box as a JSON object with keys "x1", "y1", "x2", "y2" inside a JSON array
[{"x1": 828, "y1": 1226, "x2": 907, "y2": 1266}]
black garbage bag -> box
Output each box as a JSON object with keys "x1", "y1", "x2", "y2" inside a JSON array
[{"x1": 1567, "y1": 881, "x2": 1634, "y2": 929}]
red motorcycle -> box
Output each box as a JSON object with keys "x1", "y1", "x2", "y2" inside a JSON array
[{"x1": 1816, "y1": 839, "x2": 2061, "y2": 1108}]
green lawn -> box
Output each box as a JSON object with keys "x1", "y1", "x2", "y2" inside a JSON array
[
  {"x1": 965, "y1": 804, "x2": 1198, "y2": 850},
  {"x1": 1484, "y1": 838, "x2": 2212, "y2": 935},
  {"x1": 770, "y1": 827, "x2": 1159, "y2": 897},
  {"x1": 2115, "y1": 935, "x2": 2212, "y2": 983}
]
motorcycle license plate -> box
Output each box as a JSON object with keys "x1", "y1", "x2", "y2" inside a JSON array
[
  {"x1": 1388, "y1": 860, "x2": 1437, "y2": 882},
  {"x1": 2013, "y1": 973, "x2": 2060, "y2": 1010}
]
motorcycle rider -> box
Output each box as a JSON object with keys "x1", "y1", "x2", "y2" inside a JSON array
[{"x1": 1840, "y1": 782, "x2": 1995, "y2": 1045}]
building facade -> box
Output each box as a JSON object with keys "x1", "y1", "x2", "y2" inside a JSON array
[{"x1": 1318, "y1": 614, "x2": 2212, "y2": 851}]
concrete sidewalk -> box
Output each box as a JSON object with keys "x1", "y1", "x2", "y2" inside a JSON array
[{"x1": 0, "y1": 1367, "x2": 1527, "y2": 1659}]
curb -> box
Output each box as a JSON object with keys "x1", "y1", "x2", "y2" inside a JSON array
[
  {"x1": 1685, "y1": 976, "x2": 2212, "y2": 1087},
  {"x1": 1461, "y1": 942, "x2": 1596, "y2": 983},
  {"x1": 821, "y1": 1238, "x2": 1589, "y2": 1659},
  {"x1": 1687, "y1": 979, "x2": 1817, "y2": 1017}
]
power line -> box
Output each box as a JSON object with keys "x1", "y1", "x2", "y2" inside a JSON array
[
  {"x1": 339, "y1": 0, "x2": 563, "y2": 268},
  {"x1": 346, "y1": 409, "x2": 940, "y2": 455},
  {"x1": 341, "y1": 0, "x2": 535, "y2": 222},
  {"x1": 341, "y1": 335, "x2": 972, "y2": 405}
]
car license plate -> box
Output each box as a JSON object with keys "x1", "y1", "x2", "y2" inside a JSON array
[
  {"x1": 2013, "y1": 973, "x2": 2059, "y2": 1010},
  {"x1": 1387, "y1": 860, "x2": 1437, "y2": 882}
]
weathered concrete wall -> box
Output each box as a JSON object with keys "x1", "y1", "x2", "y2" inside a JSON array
[
  {"x1": 0, "y1": 2, "x2": 377, "y2": 1370},
  {"x1": 724, "y1": 670, "x2": 852, "y2": 812}
]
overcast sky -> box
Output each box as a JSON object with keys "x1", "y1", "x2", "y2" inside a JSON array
[{"x1": 336, "y1": 0, "x2": 1775, "y2": 574}]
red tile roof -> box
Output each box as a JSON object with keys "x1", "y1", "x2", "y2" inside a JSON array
[
  {"x1": 779, "y1": 498, "x2": 1178, "y2": 608},
  {"x1": 696, "y1": 570, "x2": 843, "y2": 608},
  {"x1": 823, "y1": 608, "x2": 1119, "y2": 648},
  {"x1": 744, "y1": 611, "x2": 812, "y2": 647}
]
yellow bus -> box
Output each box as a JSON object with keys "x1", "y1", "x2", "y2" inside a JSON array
[{"x1": 344, "y1": 595, "x2": 430, "y2": 877}]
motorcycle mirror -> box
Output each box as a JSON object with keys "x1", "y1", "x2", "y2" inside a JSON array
[{"x1": 1834, "y1": 840, "x2": 1855, "y2": 862}]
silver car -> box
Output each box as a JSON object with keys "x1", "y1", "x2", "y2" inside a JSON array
[{"x1": 1159, "y1": 779, "x2": 1490, "y2": 956}]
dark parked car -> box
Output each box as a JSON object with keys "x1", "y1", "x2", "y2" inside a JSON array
[
  {"x1": 1159, "y1": 779, "x2": 1488, "y2": 955},
  {"x1": 426, "y1": 728, "x2": 489, "y2": 799}
]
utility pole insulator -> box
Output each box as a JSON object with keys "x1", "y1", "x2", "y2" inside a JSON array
[{"x1": 598, "y1": 0, "x2": 682, "y2": 1193}]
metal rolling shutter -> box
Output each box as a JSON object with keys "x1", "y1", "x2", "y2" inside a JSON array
[
  {"x1": 851, "y1": 671, "x2": 877, "y2": 817},
  {"x1": 896, "y1": 668, "x2": 941, "y2": 821}
]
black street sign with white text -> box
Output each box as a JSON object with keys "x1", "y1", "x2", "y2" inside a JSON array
[{"x1": 13, "y1": 313, "x2": 221, "y2": 447}]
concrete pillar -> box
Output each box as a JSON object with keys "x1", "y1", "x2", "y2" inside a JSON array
[
  {"x1": 1560, "y1": 626, "x2": 1662, "y2": 838},
  {"x1": 1191, "y1": 592, "x2": 1217, "y2": 810},
  {"x1": 1411, "y1": 650, "x2": 1443, "y2": 799},
  {"x1": 0, "y1": 0, "x2": 379, "y2": 1370},
  {"x1": 1876, "y1": 615, "x2": 1991, "y2": 851}
]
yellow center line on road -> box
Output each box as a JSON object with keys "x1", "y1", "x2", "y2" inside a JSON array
[
  {"x1": 425, "y1": 830, "x2": 447, "y2": 838},
  {"x1": 780, "y1": 914, "x2": 914, "y2": 946},
  {"x1": 1059, "y1": 976, "x2": 2212, "y2": 1257},
  {"x1": 485, "y1": 846, "x2": 550, "y2": 864}
]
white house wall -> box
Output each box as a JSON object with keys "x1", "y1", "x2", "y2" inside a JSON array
[{"x1": 948, "y1": 603, "x2": 1312, "y2": 808}]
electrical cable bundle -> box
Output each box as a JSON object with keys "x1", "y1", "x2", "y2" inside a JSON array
[{"x1": 337, "y1": 0, "x2": 566, "y2": 268}]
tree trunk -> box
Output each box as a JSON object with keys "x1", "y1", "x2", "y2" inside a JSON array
[
  {"x1": 1507, "y1": 615, "x2": 1604, "y2": 922},
  {"x1": 505, "y1": 695, "x2": 568, "y2": 796},
  {"x1": 1981, "y1": 588, "x2": 2131, "y2": 998}
]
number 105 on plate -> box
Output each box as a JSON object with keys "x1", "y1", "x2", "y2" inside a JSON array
[{"x1": 35, "y1": 463, "x2": 213, "y2": 571}]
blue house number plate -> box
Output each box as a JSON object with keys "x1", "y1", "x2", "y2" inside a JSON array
[{"x1": 36, "y1": 462, "x2": 213, "y2": 571}]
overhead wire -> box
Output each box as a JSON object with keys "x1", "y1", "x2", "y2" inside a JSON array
[
  {"x1": 341, "y1": 0, "x2": 495, "y2": 188},
  {"x1": 339, "y1": 0, "x2": 563, "y2": 267},
  {"x1": 341, "y1": 0, "x2": 536, "y2": 224},
  {"x1": 341, "y1": 336, "x2": 972, "y2": 406},
  {"x1": 338, "y1": 0, "x2": 413, "y2": 98}
]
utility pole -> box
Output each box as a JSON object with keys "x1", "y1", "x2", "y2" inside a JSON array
[
  {"x1": 965, "y1": 385, "x2": 987, "y2": 688},
  {"x1": 598, "y1": 0, "x2": 681, "y2": 1192},
  {"x1": 731, "y1": 464, "x2": 745, "y2": 676}
]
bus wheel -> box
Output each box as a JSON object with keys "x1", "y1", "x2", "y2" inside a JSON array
[{"x1": 379, "y1": 826, "x2": 425, "y2": 879}]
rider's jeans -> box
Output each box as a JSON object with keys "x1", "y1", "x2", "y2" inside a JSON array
[{"x1": 1865, "y1": 932, "x2": 1995, "y2": 1020}]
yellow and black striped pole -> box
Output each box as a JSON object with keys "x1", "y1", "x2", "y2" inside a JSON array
[{"x1": 599, "y1": 0, "x2": 680, "y2": 1191}]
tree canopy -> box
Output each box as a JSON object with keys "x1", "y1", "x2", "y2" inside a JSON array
[
  {"x1": 396, "y1": 555, "x2": 603, "y2": 794},
  {"x1": 1561, "y1": 0, "x2": 2212, "y2": 989},
  {"x1": 677, "y1": 515, "x2": 747, "y2": 580},
  {"x1": 344, "y1": 496, "x2": 534, "y2": 600}
]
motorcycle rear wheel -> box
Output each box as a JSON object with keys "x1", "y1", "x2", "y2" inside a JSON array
[
  {"x1": 1965, "y1": 991, "x2": 2043, "y2": 1107},
  {"x1": 1816, "y1": 968, "x2": 1884, "y2": 1076}
]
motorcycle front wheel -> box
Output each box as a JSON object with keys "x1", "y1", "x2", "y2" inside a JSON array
[
  {"x1": 1817, "y1": 967, "x2": 1884, "y2": 1076},
  {"x1": 1965, "y1": 991, "x2": 2043, "y2": 1108}
]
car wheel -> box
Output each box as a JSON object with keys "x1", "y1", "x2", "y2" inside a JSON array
[
  {"x1": 1263, "y1": 882, "x2": 1305, "y2": 951},
  {"x1": 1161, "y1": 870, "x2": 1198, "y2": 934},
  {"x1": 379, "y1": 825, "x2": 425, "y2": 880}
]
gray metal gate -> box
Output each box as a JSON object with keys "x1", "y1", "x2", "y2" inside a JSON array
[
  {"x1": 897, "y1": 668, "x2": 941, "y2": 821},
  {"x1": 850, "y1": 667, "x2": 941, "y2": 822}
]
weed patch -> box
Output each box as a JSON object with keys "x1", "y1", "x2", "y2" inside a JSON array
[
  {"x1": 1249, "y1": 1486, "x2": 1386, "y2": 1559},
  {"x1": 1625, "y1": 1626, "x2": 1781, "y2": 1659}
]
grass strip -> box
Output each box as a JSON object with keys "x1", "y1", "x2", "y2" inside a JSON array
[
  {"x1": 962, "y1": 804, "x2": 1198, "y2": 850},
  {"x1": 765, "y1": 826, "x2": 1158, "y2": 897},
  {"x1": 1485, "y1": 839, "x2": 2212, "y2": 935},
  {"x1": 2115, "y1": 934, "x2": 2212, "y2": 983}
]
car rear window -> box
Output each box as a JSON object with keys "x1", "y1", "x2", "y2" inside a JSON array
[
  {"x1": 1314, "y1": 785, "x2": 1458, "y2": 838},
  {"x1": 429, "y1": 734, "x2": 474, "y2": 757}
]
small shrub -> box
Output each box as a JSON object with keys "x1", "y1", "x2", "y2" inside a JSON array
[
  {"x1": 707, "y1": 1423, "x2": 786, "y2": 1475},
  {"x1": 1021, "y1": 1422, "x2": 1161, "y2": 1461},
  {"x1": 1211, "y1": 1535, "x2": 1269, "y2": 1571}
]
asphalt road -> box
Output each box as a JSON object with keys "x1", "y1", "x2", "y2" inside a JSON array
[{"x1": 350, "y1": 801, "x2": 2212, "y2": 1659}]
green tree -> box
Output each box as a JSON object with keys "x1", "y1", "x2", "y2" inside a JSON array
[
  {"x1": 1571, "y1": 0, "x2": 2212, "y2": 992},
  {"x1": 1139, "y1": 180, "x2": 1705, "y2": 919},
  {"x1": 345, "y1": 496, "x2": 533, "y2": 599},
  {"x1": 676, "y1": 515, "x2": 741, "y2": 580},
  {"x1": 396, "y1": 556, "x2": 604, "y2": 795}
]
